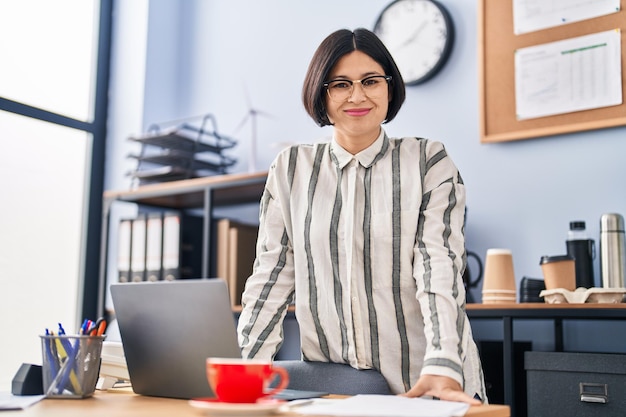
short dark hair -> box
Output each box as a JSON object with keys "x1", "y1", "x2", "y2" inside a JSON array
[{"x1": 302, "y1": 28, "x2": 406, "y2": 127}]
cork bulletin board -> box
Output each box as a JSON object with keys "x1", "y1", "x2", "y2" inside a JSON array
[{"x1": 478, "y1": 0, "x2": 626, "y2": 143}]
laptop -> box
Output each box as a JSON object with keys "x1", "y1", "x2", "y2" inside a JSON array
[{"x1": 110, "y1": 279, "x2": 241, "y2": 399}]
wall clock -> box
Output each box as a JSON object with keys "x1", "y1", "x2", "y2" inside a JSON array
[{"x1": 373, "y1": 0, "x2": 455, "y2": 85}]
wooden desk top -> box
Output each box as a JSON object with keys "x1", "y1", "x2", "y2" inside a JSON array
[
  {"x1": 466, "y1": 302, "x2": 626, "y2": 310},
  {"x1": 8, "y1": 389, "x2": 510, "y2": 417}
]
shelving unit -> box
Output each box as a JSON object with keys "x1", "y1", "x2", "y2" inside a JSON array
[{"x1": 97, "y1": 171, "x2": 268, "y2": 317}]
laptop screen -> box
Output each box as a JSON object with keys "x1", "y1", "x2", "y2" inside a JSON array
[{"x1": 110, "y1": 279, "x2": 241, "y2": 399}]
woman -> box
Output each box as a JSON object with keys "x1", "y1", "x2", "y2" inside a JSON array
[{"x1": 237, "y1": 27, "x2": 485, "y2": 404}]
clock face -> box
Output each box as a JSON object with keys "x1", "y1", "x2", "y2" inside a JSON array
[{"x1": 374, "y1": 0, "x2": 454, "y2": 85}]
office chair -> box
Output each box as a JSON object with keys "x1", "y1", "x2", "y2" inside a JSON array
[{"x1": 274, "y1": 360, "x2": 391, "y2": 395}]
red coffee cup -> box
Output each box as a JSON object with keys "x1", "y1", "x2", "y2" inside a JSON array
[{"x1": 206, "y1": 358, "x2": 289, "y2": 403}]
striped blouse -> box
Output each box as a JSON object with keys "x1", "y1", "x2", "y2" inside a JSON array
[{"x1": 237, "y1": 129, "x2": 486, "y2": 398}]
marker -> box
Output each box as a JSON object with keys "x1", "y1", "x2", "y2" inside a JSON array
[{"x1": 95, "y1": 318, "x2": 107, "y2": 336}]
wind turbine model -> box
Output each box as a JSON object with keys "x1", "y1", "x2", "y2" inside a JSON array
[{"x1": 233, "y1": 87, "x2": 273, "y2": 173}]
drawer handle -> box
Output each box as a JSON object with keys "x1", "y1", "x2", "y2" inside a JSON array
[{"x1": 579, "y1": 382, "x2": 608, "y2": 404}]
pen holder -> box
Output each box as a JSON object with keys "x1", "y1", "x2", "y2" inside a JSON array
[{"x1": 40, "y1": 334, "x2": 105, "y2": 398}]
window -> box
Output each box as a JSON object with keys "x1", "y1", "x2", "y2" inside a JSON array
[{"x1": 0, "y1": 0, "x2": 111, "y2": 389}]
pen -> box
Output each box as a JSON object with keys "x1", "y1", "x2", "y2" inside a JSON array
[
  {"x1": 54, "y1": 336, "x2": 82, "y2": 395},
  {"x1": 80, "y1": 319, "x2": 90, "y2": 335},
  {"x1": 43, "y1": 329, "x2": 58, "y2": 376},
  {"x1": 286, "y1": 399, "x2": 316, "y2": 409},
  {"x1": 86, "y1": 317, "x2": 107, "y2": 336},
  {"x1": 54, "y1": 323, "x2": 82, "y2": 395}
]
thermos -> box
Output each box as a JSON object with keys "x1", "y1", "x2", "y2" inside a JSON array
[
  {"x1": 599, "y1": 213, "x2": 626, "y2": 288},
  {"x1": 565, "y1": 221, "x2": 595, "y2": 288}
]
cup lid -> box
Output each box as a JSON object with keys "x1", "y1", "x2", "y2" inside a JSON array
[
  {"x1": 486, "y1": 248, "x2": 512, "y2": 255},
  {"x1": 569, "y1": 221, "x2": 585, "y2": 231},
  {"x1": 539, "y1": 255, "x2": 573, "y2": 265},
  {"x1": 600, "y1": 213, "x2": 625, "y2": 232}
]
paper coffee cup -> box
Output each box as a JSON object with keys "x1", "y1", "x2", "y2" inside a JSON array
[
  {"x1": 540, "y1": 255, "x2": 576, "y2": 291},
  {"x1": 482, "y1": 249, "x2": 517, "y2": 304}
]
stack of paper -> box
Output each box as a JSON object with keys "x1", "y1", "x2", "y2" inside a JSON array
[
  {"x1": 295, "y1": 395, "x2": 470, "y2": 417},
  {"x1": 0, "y1": 392, "x2": 44, "y2": 411}
]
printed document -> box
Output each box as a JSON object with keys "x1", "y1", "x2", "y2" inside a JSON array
[
  {"x1": 295, "y1": 395, "x2": 470, "y2": 417},
  {"x1": 514, "y1": 29, "x2": 622, "y2": 120},
  {"x1": 513, "y1": 0, "x2": 620, "y2": 34},
  {"x1": 0, "y1": 392, "x2": 44, "y2": 410}
]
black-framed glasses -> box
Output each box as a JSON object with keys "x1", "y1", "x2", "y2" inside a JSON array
[{"x1": 323, "y1": 75, "x2": 392, "y2": 102}]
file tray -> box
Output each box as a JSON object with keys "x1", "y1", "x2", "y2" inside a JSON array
[
  {"x1": 525, "y1": 351, "x2": 626, "y2": 417},
  {"x1": 129, "y1": 123, "x2": 237, "y2": 154},
  {"x1": 129, "y1": 166, "x2": 193, "y2": 183},
  {"x1": 128, "y1": 114, "x2": 239, "y2": 185},
  {"x1": 128, "y1": 149, "x2": 236, "y2": 172}
]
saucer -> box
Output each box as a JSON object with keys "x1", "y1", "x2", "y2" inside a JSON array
[{"x1": 188, "y1": 397, "x2": 285, "y2": 416}]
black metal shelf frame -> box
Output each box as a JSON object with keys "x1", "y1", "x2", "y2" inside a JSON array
[{"x1": 467, "y1": 305, "x2": 626, "y2": 417}]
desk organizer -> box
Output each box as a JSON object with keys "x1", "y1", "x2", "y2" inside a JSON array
[
  {"x1": 40, "y1": 335, "x2": 105, "y2": 398},
  {"x1": 127, "y1": 114, "x2": 238, "y2": 186}
]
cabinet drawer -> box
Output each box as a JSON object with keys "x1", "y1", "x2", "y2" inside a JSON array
[{"x1": 525, "y1": 351, "x2": 626, "y2": 417}]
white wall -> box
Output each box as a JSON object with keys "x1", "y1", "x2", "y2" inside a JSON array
[
  {"x1": 106, "y1": 0, "x2": 626, "y2": 350},
  {"x1": 101, "y1": 0, "x2": 150, "y2": 312}
]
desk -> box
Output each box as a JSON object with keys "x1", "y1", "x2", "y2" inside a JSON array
[
  {"x1": 7, "y1": 389, "x2": 510, "y2": 416},
  {"x1": 466, "y1": 303, "x2": 626, "y2": 417}
]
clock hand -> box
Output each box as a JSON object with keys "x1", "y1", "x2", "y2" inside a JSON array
[{"x1": 400, "y1": 21, "x2": 427, "y2": 48}]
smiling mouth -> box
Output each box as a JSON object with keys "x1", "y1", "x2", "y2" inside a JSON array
[{"x1": 345, "y1": 108, "x2": 371, "y2": 116}]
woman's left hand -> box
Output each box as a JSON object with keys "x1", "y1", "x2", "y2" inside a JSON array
[{"x1": 401, "y1": 374, "x2": 481, "y2": 404}]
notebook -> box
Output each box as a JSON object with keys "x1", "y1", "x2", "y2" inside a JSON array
[{"x1": 110, "y1": 279, "x2": 241, "y2": 399}]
